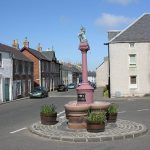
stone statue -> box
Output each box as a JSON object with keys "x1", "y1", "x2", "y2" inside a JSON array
[{"x1": 78, "y1": 26, "x2": 88, "y2": 42}]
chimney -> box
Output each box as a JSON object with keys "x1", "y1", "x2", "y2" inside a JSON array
[
  {"x1": 37, "y1": 43, "x2": 42, "y2": 52},
  {"x1": 23, "y1": 37, "x2": 29, "y2": 48},
  {"x1": 12, "y1": 39, "x2": 19, "y2": 49}
]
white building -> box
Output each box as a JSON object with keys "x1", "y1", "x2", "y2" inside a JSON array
[
  {"x1": 96, "y1": 57, "x2": 109, "y2": 87},
  {"x1": 0, "y1": 50, "x2": 13, "y2": 102},
  {"x1": 108, "y1": 13, "x2": 150, "y2": 97}
]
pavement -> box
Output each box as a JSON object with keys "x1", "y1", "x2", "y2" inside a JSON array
[{"x1": 29, "y1": 115, "x2": 148, "y2": 143}]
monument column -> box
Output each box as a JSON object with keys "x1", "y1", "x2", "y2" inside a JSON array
[
  {"x1": 76, "y1": 27, "x2": 94, "y2": 104},
  {"x1": 82, "y1": 50, "x2": 88, "y2": 83}
]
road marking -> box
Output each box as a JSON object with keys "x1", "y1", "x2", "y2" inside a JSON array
[
  {"x1": 10, "y1": 127, "x2": 27, "y2": 134},
  {"x1": 57, "y1": 110, "x2": 65, "y2": 116},
  {"x1": 118, "y1": 111, "x2": 126, "y2": 114},
  {"x1": 137, "y1": 109, "x2": 149, "y2": 112}
]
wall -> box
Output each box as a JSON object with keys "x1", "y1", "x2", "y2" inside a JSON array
[
  {"x1": 109, "y1": 42, "x2": 150, "y2": 97},
  {"x1": 0, "y1": 51, "x2": 13, "y2": 102},
  {"x1": 22, "y1": 50, "x2": 40, "y2": 86},
  {"x1": 96, "y1": 57, "x2": 109, "y2": 87}
]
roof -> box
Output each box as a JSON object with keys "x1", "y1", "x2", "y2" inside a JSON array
[
  {"x1": 61, "y1": 64, "x2": 81, "y2": 73},
  {"x1": 108, "y1": 31, "x2": 121, "y2": 41},
  {"x1": 0, "y1": 43, "x2": 32, "y2": 62},
  {"x1": 21, "y1": 47, "x2": 48, "y2": 61},
  {"x1": 109, "y1": 13, "x2": 150, "y2": 43},
  {"x1": 42, "y1": 51, "x2": 57, "y2": 61},
  {"x1": 88, "y1": 71, "x2": 96, "y2": 77}
]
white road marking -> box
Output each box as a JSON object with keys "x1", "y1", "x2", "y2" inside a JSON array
[
  {"x1": 137, "y1": 109, "x2": 149, "y2": 112},
  {"x1": 10, "y1": 127, "x2": 27, "y2": 134},
  {"x1": 118, "y1": 111, "x2": 127, "y2": 114},
  {"x1": 57, "y1": 110, "x2": 65, "y2": 116}
]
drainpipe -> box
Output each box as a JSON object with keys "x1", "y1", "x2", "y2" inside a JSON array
[{"x1": 104, "y1": 43, "x2": 111, "y2": 98}]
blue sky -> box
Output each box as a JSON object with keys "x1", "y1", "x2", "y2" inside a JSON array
[{"x1": 0, "y1": 0, "x2": 149, "y2": 70}]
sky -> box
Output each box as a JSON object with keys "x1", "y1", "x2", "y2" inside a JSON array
[{"x1": 0, "y1": 0, "x2": 150, "y2": 71}]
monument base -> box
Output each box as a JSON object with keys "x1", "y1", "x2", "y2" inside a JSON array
[{"x1": 76, "y1": 82, "x2": 94, "y2": 104}]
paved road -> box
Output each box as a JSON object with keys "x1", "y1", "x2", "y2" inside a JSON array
[{"x1": 0, "y1": 88, "x2": 150, "y2": 150}]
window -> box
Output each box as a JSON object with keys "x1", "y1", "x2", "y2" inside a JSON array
[
  {"x1": 46, "y1": 62, "x2": 49, "y2": 72},
  {"x1": 28, "y1": 63, "x2": 32, "y2": 75},
  {"x1": 0, "y1": 53, "x2": 1, "y2": 66},
  {"x1": 129, "y1": 43, "x2": 135, "y2": 48},
  {"x1": 15, "y1": 60, "x2": 19, "y2": 74},
  {"x1": 130, "y1": 76, "x2": 137, "y2": 89},
  {"x1": 41, "y1": 61, "x2": 44, "y2": 72},
  {"x1": 22, "y1": 62, "x2": 25, "y2": 74},
  {"x1": 16, "y1": 81, "x2": 21, "y2": 96},
  {"x1": 129, "y1": 54, "x2": 136, "y2": 67},
  {"x1": 130, "y1": 76, "x2": 136, "y2": 84}
]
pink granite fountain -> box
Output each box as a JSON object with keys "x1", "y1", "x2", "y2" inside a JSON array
[{"x1": 64, "y1": 27, "x2": 110, "y2": 129}]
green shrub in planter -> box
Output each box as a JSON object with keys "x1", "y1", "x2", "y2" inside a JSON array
[
  {"x1": 107, "y1": 103, "x2": 118, "y2": 123},
  {"x1": 40, "y1": 104, "x2": 57, "y2": 125},
  {"x1": 41, "y1": 104, "x2": 56, "y2": 116},
  {"x1": 87, "y1": 111, "x2": 106, "y2": 124},
  {"x1": 86, "y1": 111, "x2": 106, "y2": 132},
  {"x1": 107, "y1": 103, "x2": 118, "y2": 114}
]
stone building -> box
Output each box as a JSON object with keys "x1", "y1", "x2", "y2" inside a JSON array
[{"x1": 108, "y1": 13, "x2": 150, "y2": 97}]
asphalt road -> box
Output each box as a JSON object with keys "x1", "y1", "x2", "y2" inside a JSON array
[{"x1": 0, "y1": 88, "x2": 150, "y2": 150}]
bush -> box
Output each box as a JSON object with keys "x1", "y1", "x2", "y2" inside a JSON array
[
  {"x1": 87, "y1": 111, "x2": 106, "y2": 124},
  {"x1": 40, "y1": 104, "x2": 56, "y2": 115},
  {"x1": 107, "y1": 103, "x2": 118, "y2": 114},
  {"x1": 103, "y1": 85, "x2": 109, "y2": 97}
]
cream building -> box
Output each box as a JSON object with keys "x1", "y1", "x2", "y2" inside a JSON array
[
  {"x1": 108, "y1": 13, "x2": 150, "y2": 97},
  {"x1": 96, "y1": 57, "x2": 109, "y2": 87}
]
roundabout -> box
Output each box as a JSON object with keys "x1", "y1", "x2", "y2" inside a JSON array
[{"x1": 29, "y1": 116, "x2": 148, "y2": 143}]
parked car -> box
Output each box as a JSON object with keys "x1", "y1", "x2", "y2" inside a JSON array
[
  {"x1": 90, "y1": 82, "x2": 96, "y2": 89},
  {"x1": 29, "y1": 87, "x2": 48, "y2": 98},
  {"x1": 57, "y1": 84, "x2": 68, "y2": 92},
  {"x1": 67, "y1": 83, "x2": 76, "y2": 89}
]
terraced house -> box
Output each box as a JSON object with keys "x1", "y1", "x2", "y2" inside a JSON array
[
  {"x1": 0, "y1": 42, "x2": 33, "y2": 102},
  {"x1": 108, "y1": 13, "x2": 150, "y2": 97},
  {"x1": 21, "y1": 38, "x2": 61, "y2": 91}
]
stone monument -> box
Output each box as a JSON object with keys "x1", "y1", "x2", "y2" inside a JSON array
[
  {"x1": 64, "y1": 27, "x2": 110, "y2": 129},
  {"x1": 76, "y1": 26, "x2": 94, "y2": 104}
]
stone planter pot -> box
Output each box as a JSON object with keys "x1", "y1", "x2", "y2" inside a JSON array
[
  {"x1": 106, "y1": 113, "x2": 118, "y2": 123},
  {"x1": 86, "y1": 121, "x2": 105, "y2": 132},
  {"x1": 40, "y1": 112, "x2": 57, "y2": 125}
]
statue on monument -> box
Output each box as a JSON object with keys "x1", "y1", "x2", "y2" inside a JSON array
[{"x1": 78, "y1": 26, "x2": 88, "y2": 43}]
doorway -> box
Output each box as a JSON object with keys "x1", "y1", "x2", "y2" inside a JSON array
[{"x1": 5, "y1": 78, "x2": 10, "y2": 101}]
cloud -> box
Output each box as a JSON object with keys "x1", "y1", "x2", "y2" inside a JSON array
[
  {"x1": 95, "y1": 13, "x2": 133, "y2": 28},
  {"x1": 107, "y1": 0, "x2": 138, "y2": 5}
]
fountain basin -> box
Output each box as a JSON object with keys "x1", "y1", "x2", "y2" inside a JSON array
[
  {"x1": 90, "y1": 101, "x2": 111, "y2": 111},
  {"x1": 64, "y1": 101, "x2": 111, "y2": 129}
]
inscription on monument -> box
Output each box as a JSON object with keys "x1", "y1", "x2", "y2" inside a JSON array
[{"x1": 77, "y1": 93, "x2": 86, "y2": 102}]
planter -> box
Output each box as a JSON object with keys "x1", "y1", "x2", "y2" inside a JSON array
[
  {"x1": 87, "y1": 121, "x2": 105, "y2": 132},
  {"x1": 40, "y1": 112, "x2": 57, "y2": 125},
  {"x1": 106, "y1": 113, "x2": 117, "y2": 123}
]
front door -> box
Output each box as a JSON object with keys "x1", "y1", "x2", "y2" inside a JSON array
[{"x1": 5, "y1": 78, "x2": 10, "y2": 101}]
